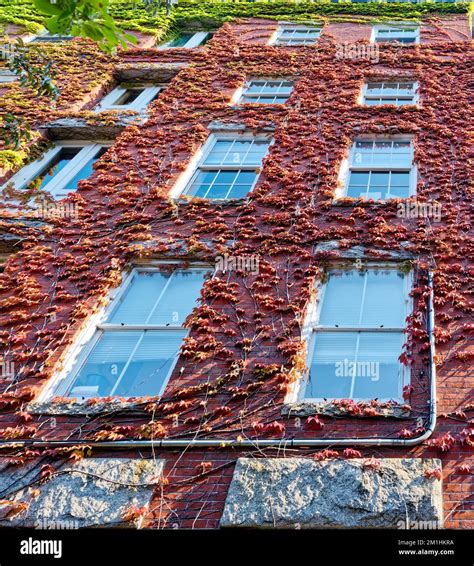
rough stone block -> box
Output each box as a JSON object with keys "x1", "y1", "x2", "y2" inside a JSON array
[
  {"x1": 0, "y1": 457, "x2": 163, "y2": 528},
  {"x1": 221, "y1": 457, "x2": 443, "y2": 528}
]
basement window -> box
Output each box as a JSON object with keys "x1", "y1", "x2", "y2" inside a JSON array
[
  {"x1": 362, "y1": 81, "x2": 418, "y2": 106},
  {"x1": 301, "y1": 266, "x2": 412, "y2": 402},
  {"x1": 239, "y1": 79, "x2": 293, "y2": 104},
  {"x1": 273, "y1": 25, "x2": 321, "y2": 45},
  {"x1": 338, "y1": 138, "x2": 416, "y2": 200},
  {"x1": 95, "y1": 85, "x2": 162, "y2": 112},
  {"x1": 373, "y1": 25, "x2": 420, "y2": 44},
  {"x1": 45, "y1": 266, "x2": 212, "y2": 400},
  {"x1": 3, "y1": 142, "x2": 109, "y2": 200},
  {"x1": 161, "y1": 31, "x2": 211, "y2": 49},
  {"x1": 176, "y1": 133, "x2": 271, "y2": 200}
]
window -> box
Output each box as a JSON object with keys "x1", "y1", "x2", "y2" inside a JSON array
[
  {"x1": 95, "y1": 85, "x2": 161, "y2": 112},
  {"x1": 31, "y1": 33, "x2": 73, "y2": 43},
  {"x1": 362, "y1": 82, "x2": 418, "y2": 106},
  {"x1": 373, "y1": 25, "x2": 420, "y2": 44},
  {"x1": 341, "y1": 138, "x2": 415, "y2": 200},
  {"x1": 239, "y1": 80, "x2": 293, "y2": 104},
  {"x1": 178, "y1": 134, "x2": 271, "y2": 200},
  {"x1": 4, "y1": 142, "x2": 108, "y2": 200},
  {"x1": 302, "y1": 267, "x2": 411, "y2": 401},
  {"x1": 0, "y1": 68, "x2": 16, "y2": 83},
  {"x1": 161, "y1": 32, "x2": 210, "y2": 49},
  {"x1": 274, "y1": 25, "x2": 321, "y2": 45},
  {"x1": 47, "y1": 267, "x2": 211, "y2": 399}
]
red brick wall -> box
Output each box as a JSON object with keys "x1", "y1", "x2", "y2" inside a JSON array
[{"x1": 0, "y1": 16, "x2": 472, "y2": 529}]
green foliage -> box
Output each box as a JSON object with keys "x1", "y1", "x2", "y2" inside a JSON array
[
  {"x1": 7, "y1": 39, "x2": 60, "y2": 98},
  {"x1": 0, "y1": 113, "x2": 31, "y2": 151},
  {"x1": 32, "y1": 0, "x2": 138, "y2": 53},
  {"x1": 0, "y1": 149, "x2": 27, "y2": 169},
  {"x1": 0, "y1": 1, "x2": 471, "y2": 50}
]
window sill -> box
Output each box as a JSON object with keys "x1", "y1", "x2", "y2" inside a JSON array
[
  {"x1": 26, "y1": 398, "x2": 154, "y2": 416},
  {"x1": 282, "y1": 400, "x2": 411, "y2": 419}
]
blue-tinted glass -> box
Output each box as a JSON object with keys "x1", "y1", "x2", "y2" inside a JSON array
[
  {"x1": 114, "y1": 330, "x2": 187, "y2": 397},
  {"x1": 168, "y1": 33, "x2": 195, "y2": 47},
  {"x1": 63, "y1": 147, "x2": 107, "y2": 192},
  {"x1": 37, "y1": 148, "x2": 81, "y2": 189}
]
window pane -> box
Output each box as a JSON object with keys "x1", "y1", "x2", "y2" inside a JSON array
[
  {"x1": 305, "y1": 332, "x2": 355, "y2": 398},
  {"x1": 62, "y1": 147, "x2": 107, "y2": 193},
  {"x1": 168, "y1": 33, "x2": 195, "y2": 47},
  {"x1": 108, "y1": 271, "x2": 171, "y2": 324},
  {"x1": 205, "y1": 170, "x2": 239, "y2": 199},
  {"x1": 319, "y1": 270, "x2": 407, "y2": 328},
  {"x1": 319, "y1": 270, "x2": 365, "y2": 326},
  {"x1": 109, "y1": 270, "x2": 208, "y2": 326},
  {"x1": 36, "y1": 148, "x2": 82, "y2": 189},
  {"x1": 113, "y1": 88, "x2": 145, "y2": 106},
  {"x1": 68, "y1": 330, "x2": 187, "y2": 398},
  {"x1": 148, "y1": 270, "x2": 208, "y2": 325},
  {"x1": 114, "y1": 330, "x2": 187, "y2": 397},
  {"x1": 68, "y1": 332, "x2": 139, "y2": 398},
  {"x1": 362, "y1": 271, "x2": 406, "y2": 327},
  {"x1": 351, "y1": 332, "x2": 404, "y2": 399}
]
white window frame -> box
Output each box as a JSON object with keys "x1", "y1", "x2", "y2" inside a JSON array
[
  {"x1": 95, "y1": 85, "x2": 162, "y2": 112},
  {"x1": 371, "y1": 24, "x2": 420, "y2": 44},
  {"x1": 2, "y1": 141, "x2": 110, "y2": 200},
  {"x1": 234, "y1": 79, "x2": 294, "y2": 105},
  {"x1": 360, "y1": 81, "x2": 419, "y2": 106},
  {"x1": 170, "y1": 132, "x2": 272, "y2": 200},
  {"x1": 270, "y1": 24, "x2": 322, "y2": 46},
  {"x1": 286, "y1": 263, "x2": 413, "y2": 405},
  {"x1": 160, "y1": 31, "x2": 210, "y2": 49},
  {"x1": 0, "y1": 68, "x2": 17, "y2": 83},
  {"x1": 336, "y1": 135, "x2": 416, "y2": 200},
  {"x1": 38, "y1": 262, "x2": 213, "y2": 402}
]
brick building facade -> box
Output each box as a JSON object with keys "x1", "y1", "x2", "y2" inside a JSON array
[{"x1": 0, "y1": 1, "x2": 472, "y2": 531}]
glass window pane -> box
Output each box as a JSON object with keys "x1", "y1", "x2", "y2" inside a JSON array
[
  {"x1": 114, "y1": 330, "x2": 187, "y2": 397},
  {"x1": 204, "y1": 141, "x2": 233, "y2": 165},
  {"x1": 36, "y1": 148, "x2": 82, "y2": 190},
  {"x1": 370, "y1": 171, "x2": 390, "y2": 188},
  {"x1": 148, "y1": 270, "x2": 208, "y2": 325},
  {"x1": 62, "y1": 147, "x2": 107, "y2": 193},
  {"x1": 168, "y1": 33, "x2": 195, "y2": 47},
  {"x1": 305, "y1": 332, "x2": 356, "y2": 398},
  {"x1": 352, "y1": 332, "x2": 404, "y2": 399},
  {"x1": 108, "y1": 271, "x2": 171, "y2": 324},
  {"x1": 113, "y1": 88, "x2": 144, "y2": 106},
  {"x1": 68, "y1": 332, "x2": 139, "y2": 398},
  {"x1": 319, "y1": 271, "x2": 365, "y2": 326},
  {"x1": 362, "y1": 271, "x2": 406, "y2": 327}
]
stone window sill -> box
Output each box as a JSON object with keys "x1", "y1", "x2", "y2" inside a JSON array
[
  {"x1": 282, "y1": 400, "x2": 411, "y2": 419},
  {"x1": 26, "y1": 398, "x2": 153, "y2": 417}
]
